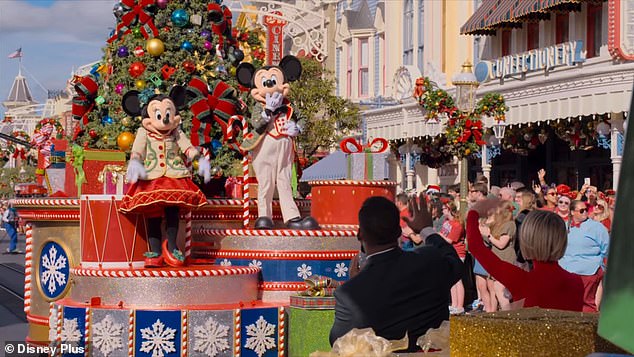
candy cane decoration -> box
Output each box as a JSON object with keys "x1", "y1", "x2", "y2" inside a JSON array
[
  {"x1": 24, "y1": 224, "x2": 33, "y2": 314},
  {"x1": 128, "y1": 310, "x2": 135, "y2": 357},
  {"x1": 242, "y1": 116, "x2": 250, "y2": 228},
  {"x1": 85, "y1": 306, "x2": 91, "y2": 357},
  {"x1": 278, "y1": 307, "x2": 285, "y2": 357},
  {"x1": 184, "y1": 211, "x2": 192, "y2": 262},
  {"x1": 56, "y1": 305, "x2": 62, "y2": 356},
  {"x1": 234, "y1": 309, "x2": 241, "y2": 356},
  {"x1": 181, "y1": 310, "x2": 188, "y2": 357},
  {"x1": 48, "y1": 302, "x2": 55, "y2": 343}
]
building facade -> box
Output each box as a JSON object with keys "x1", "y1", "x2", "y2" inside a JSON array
[
  {"x1": 334, "y1": 0, "x2": 476, "y2": 192},
  {"x1": 462, "y1": 0, "x2": 632, "y2": 190}
]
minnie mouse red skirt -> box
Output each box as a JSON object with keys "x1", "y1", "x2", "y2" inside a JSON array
[{"x1": 120, "y1": 176, "x2": 207, "y2": 217}]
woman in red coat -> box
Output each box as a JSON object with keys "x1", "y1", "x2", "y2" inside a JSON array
[{"x1": 467, "y1": 199, "x2": 584, "y2": 311}]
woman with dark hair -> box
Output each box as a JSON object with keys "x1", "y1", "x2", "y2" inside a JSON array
[{"x1": 466, "y1": 199, "x2": 584, "y2": 311}]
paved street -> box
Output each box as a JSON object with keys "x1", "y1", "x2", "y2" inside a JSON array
[{"x1": 0, "y1": 229, "x2": 28, "y2": 343}]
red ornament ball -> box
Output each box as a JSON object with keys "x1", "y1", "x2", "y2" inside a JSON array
[
  {"x1": 89, "y1": 129, "x2": 98, "y2": 139},
  {"x1": 182, "y1": 60, "x2": 195, "y2": 73},
  {"x1": 129, "y1": 61, "x2": 147, "y2": 78}
]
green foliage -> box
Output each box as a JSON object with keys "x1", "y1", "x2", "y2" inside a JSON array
[
  {"x1": 74, "y1": 0, "x2": 262, "y2": 173},
  {"x1": 289, "y1": 57, "x2": 361, "y2": 157}
]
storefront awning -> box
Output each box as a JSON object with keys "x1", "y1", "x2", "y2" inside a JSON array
[{"x1": 461, "y1": 0, "x2": 584, "y2": 35}]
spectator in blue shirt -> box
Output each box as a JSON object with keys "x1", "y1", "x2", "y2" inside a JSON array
[{"x1": 559, "y1": 200, "x2": 609, "y2": 312}]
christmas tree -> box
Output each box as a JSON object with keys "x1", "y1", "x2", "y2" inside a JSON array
[{"x1": 71, "y1": 0, "x2": 266, "y2": 175}]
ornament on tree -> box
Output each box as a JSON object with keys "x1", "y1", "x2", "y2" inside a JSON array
[
  {"x1": 210, "y1": 166, "x2": 223, "y2": 178},
  {"x1": 146, "y1": 38, "x2": 165, "y2": 57},
  {"x1": 132, "y1": 27, "x2": 143, "y2": 38},
  {"x1": 204, "y1": 41, "x2": 213, "y2": 51},
  {"x1": 117, "y1": 131, "x2": 135, "y2": 151},
  {"x1": 161, "y1": 64, "x2": 176, "y2": 79},
  {"x1": 181, "y1": 41, "x2": 194, "y2": 52},
  {"x1": 117, "y1": 46, "x2": 129, "y2": 58},
  {"x1": 182, "y1": 60, "x2": 195, "y2": 73},
  {"x1": 89, "y1": 129, "x2": 98, "y2": 139},
  {"x1": 102, "y1": 135, "x2": 109, "y2": 144},
  {"x1": 113, "y1": 2, "x2": 125, "y2": 19},
  {"x1": 121, "y1": 117, "x2": 132, "y2": 127},
  {"x1": 201, "y1": 29, "x2": 211, "y2": 39},
  {"x1": 133, "y1": 46, "x2": 145, "y2": 57},
  {"x1": 190, "y1": 13, "x2": 202, "y2": 26},
  {"x1": 135, "y1": 79, "x2": 147, "y2": 89},
  {"x1": 102, "y1": 115, "x2": 114, "y2": 125},
  {"x1": 129, "y1": 61, "x2": 147, "y2": 78},
  {"x1": 155, "y1": 0, "x2": 169, "y2": 9},
  {"x1": 171, "y1": 9, "x2": 189, "y2": 27},
  {"x1": 115, "y1": 83, "x2": 125, "y2": 94}
]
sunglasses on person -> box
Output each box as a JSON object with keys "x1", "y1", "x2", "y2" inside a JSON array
[
  {"x1": 575, "y1": 208, "x2": 588, "y2": 214},
  {"x1": 558, "y1": 200, "x2": 570, "y2": 205},
  {"x1": 547, "y1": 192, "x2": 557, "y2": 196}
]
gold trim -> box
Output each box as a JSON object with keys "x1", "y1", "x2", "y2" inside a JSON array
[{"x1": 35, "y1": 239, "x2": 74, "y2": 302}]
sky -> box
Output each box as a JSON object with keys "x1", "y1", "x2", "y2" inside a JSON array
[{"x1": 0, "y1": 0, "x2": 116, "y2": 116}]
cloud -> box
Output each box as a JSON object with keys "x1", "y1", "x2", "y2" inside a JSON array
[{"x1": 0, "y1": 0, "x2": 115, "y2": 45}]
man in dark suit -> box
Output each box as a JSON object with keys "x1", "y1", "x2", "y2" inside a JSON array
[{"x1": 329, "y1": 195, "x2": 462, "y2": 352}]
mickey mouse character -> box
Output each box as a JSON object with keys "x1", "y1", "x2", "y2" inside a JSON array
[
  {"x1": 236, "y1": 55, "x2": 319, "y2": 230},
  {"x1": 120, "y1": 86, "x2": 211, "y2": 268}
]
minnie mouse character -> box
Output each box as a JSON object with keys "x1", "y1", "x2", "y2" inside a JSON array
[
  {"x1": 236, "y1": 55, "x2": 319, "y2": 230},
  {"x1": 120, "y1": 86, "x2": 211, "y2": 268}
]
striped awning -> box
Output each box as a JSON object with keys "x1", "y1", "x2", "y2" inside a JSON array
[{"x1": 461, "y1": 0, "x2": 585, "y2": 35}]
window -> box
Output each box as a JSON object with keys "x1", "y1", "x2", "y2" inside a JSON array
[
  {"x1": 346, "y1": 41, "x2": 352, "y2": 97},
  {"x1": 526, "y1": 22, "x2": 539, "y2": 50},
  {"x1": 417, "y1": 0, "x2": 425, "y2": 71},
  {"x1": 587, "y1": 3, "x2": 602, "y2": 58},
  {"x1": 359, "y1": 38, "x2": 369, "y2": 97},
  {"x1": 556, "y1": 13, "x2": 569, "y2": 43},
  {"x1": 403, "y1": 0, "x2": 414, "y2": 65},
  {"x1": 374, "y1": 35, "x2": 380, "y2": 97},
  {"x1": 501, "y1": 30, "x2": 512, "y2": 56}
]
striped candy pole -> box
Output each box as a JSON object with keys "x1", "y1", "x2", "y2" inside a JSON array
[
  {"x1": 242, "y1": 116, "x2": 250, "y2": 228},
  {"x1": 128, "y1": 310, "x2": 135, "y2": 356},
  {"x1": 181, "y1": 310, "x2": 188, "y2": 357},
  {"x1": 85, "y1": 307, "x2": 91, "y2": 357},
  {"x1": 24, "y1": 224, "x2": 33, "y2": 314},
  {"x1": 184, "y1": 211, "x2": 192, "y2": 262},
  {"x1": 48, "y1": 302, "x2": 55, "y2": 344},
  {"x1": 56, "y1": 305, "x2": 63, "y2": 356},
  {"x1": 278, "y1": 307, "x2": 285, "y2": 357},
  {"x1": 234, "y1": 309, "x2": 241, "y2": 356}
]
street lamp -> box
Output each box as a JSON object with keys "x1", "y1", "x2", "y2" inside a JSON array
[
  {"x1": 452, "y1": 60, "x2": 479, "y2": 215},
  {"x1": 399, "y1": 141, "x2": 423, "y2": 192}
]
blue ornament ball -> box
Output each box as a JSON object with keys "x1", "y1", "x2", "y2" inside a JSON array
[
  {"x1": 117, "y1": 46, "x2": 129, "y2": 58},
  {"x1": 102, "y1": 115, "x2": 114, "y2": 125},
  {"x1": 211, "y1": 139, "x2": 222, "y2": 154},
  {"x1": 181, "y1": 41, "x2": 194, "y2": 52},
  {"x1": 171, "y1": 9, "x2": 189, "y2": 27}
]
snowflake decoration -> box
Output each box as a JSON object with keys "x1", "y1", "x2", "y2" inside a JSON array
[
  {"x1": 41, "y1": 244, "x2": 68, "y2": 295},
  {"x1": 193, "y1": 317, "x2": 230, "y2": 357},
  {"x1": 61, "y1": 318, "x2": 82, "y2": 348},
  {"x1": 140, "y1": 319, "x2": 177, "y2": 357},
  {"x1": 244, "y1": 316, "x2": 276, "y2": 357},
  {"x1": 92, "y1": 314, "x2": 124, "y2": 357},
  {"x1": 219, "y1": 259, "x2": 232, "y2": 266},
  {"x1": 297, "y1": 263, "x2": 313, "y2": 279},
  {"x1": 248, "y1": 259, "x2": 262, "y2": 269},
  {"x1": 334, "y1": 262, "x2": 348, "y2": 278}
]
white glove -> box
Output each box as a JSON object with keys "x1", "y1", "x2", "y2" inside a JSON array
[
  {"x1": 198, "y1": 156, "x2": 211, "y2": 183},
  {"x1": 265, "y1": 92, "x2": 284, "y2": 111},
  {"x1": 261, "y1": 110, "x2": 271, "y2": 122},
  {"x1": 284, "y1": 121, "x2": 301, "y2": 137},
  {"x1": 126, "y1": 159, "x2": 147, "y2": 183}
]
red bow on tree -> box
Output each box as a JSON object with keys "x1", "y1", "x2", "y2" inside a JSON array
[
  {"x1": 107, "y1": 0, "x2": 158, "y2": 43},
  {"x1": 459, "y1": 118, "x2": 486, "y2": 145}
]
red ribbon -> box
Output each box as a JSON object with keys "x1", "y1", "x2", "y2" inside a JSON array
[
  {"x1": 187, "y1": 77, "x2": 239, "y2": 146},
  {"x1": 12, "y1": 148, "x2": 26, "y2": 160},
  {"x1": 340, "y1": 137, "x2": 389, "y2": 154},
  {"x1": 458, "y1": 119, "x2": 486, "y2": 145},
  {"x1": 107, "y1": 0, "x2": 158, "y2": 43},
  {"x1": 71, "y1": 75, "x2": 99, "y2": 128}
]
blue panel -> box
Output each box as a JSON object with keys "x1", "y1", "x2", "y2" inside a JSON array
[
  {"x1": 228, "y1": 259, "x2": 352, "y2": 282},
  {"x1": 135, "y1": 310, "x2": 181, "y2": 357},
  {"x1": 241, "y1": 307, "x2": 279, "y2": 357},
  {"x1": 61, "y1": 306, "x2": 86, "y2": 357},
  {"x1": 39, "y1": 241, "x2": 70, "y2": 300}
]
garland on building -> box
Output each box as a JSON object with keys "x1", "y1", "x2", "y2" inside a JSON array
[
  {"x1": 414, "y1": 76, "x2": 507, "y2": 160},
  {"x1": 415, "y1": 136, "x2": 454, "y2": 168}
]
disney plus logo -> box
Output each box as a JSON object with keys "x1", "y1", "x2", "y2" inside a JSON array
[{"x1": 4, "y1": 342, "x2": 84, "y2": 356}]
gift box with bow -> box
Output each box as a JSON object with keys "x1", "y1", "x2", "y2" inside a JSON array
[
  {"x1": 65, "y1": 147, "x2": 127, "y2": 197},
  {"x1": 340, "y1": 138, "x2": 389, "y2": 181},
  {"x1": 224, "y1": 176, "x2": 243, "y2": 198},
  {"x1": 290, "y1": 275, "x2": 341, "y2": 309},
  {"x1": 97, "y1": 165, "x2": 131, "y2": 195}
]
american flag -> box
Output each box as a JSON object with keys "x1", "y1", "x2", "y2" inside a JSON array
[{"x1": 7, "y1": 48, "x2": 22, "y2": 59}]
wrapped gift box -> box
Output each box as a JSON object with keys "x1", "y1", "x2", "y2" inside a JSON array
[
  {"x1": 450, "y1": 308, "x2": 627, "y2": 357},
  {"x1": 289, "y1": 307, "x2": 335, "y2": 357},
  {"x1": 290, "y1": 291, "x2": 336, "y2": 309},
  {"x1": 346, "y1": 152, "x2": 389, "y2": 180},
  {"x1": 98, "y1": 165, "x2": 131, "y2": 195},
  {"x1": 225, "y1": 177, "x2": 244, "y2": 198},
  {"x1": 65, "y1": 149, "x2": 126, "y2": 197}
]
